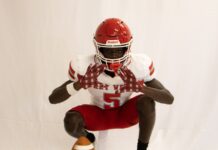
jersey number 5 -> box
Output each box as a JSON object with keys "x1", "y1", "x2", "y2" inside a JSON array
[{"x1": 104, "y1": 93, "x2": 121, "y2": 109}]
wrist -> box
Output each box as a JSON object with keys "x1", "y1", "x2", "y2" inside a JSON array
[
  {"x1": 73, "y1": 81, "x2": 82, "y2": 90},
  {"x1": 66, "y1": 82, "x2": 80, "y2": 96}
]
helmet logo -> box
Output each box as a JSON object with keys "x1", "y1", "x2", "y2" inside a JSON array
[{"x1": 106, "y1": 40, "x2": 120, "y2": 45}]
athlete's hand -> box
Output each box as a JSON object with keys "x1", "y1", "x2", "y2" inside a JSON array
[
  {"x1": 116, "y1": 67, "x2": 144, "y2": 93},
  {"x1": 78, "y1": 63, "x2": 106, "y2": 89}
]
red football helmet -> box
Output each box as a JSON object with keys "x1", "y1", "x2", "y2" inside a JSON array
[{"x1": 94, "y1": 18, "x2": 133, "y2": 72}]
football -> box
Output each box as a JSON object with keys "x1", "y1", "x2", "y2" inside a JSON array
[{"x1": 72, "y1": 136, "x2": 94, "y2": 150}]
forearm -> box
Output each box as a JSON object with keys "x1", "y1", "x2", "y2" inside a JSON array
[
  {"x1": 141, "y1": 86, "x2": 174, "y2": 104},
  {"x1": 49, "y1": 81, "x2": 81, "y2": 104}
]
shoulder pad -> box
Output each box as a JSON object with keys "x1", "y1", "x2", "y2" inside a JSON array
[
  {"x1": 128, "y1": 53, "x2": 155, "y2": 82},
  {"x1": 68, "y1": 54, "x2": 95, "y2": 81}
]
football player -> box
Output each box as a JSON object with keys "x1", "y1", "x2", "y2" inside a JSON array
[{"x1": 49, "y1": 18, "x2": 174, "y2": 150}]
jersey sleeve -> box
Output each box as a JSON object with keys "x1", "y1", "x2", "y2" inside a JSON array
[
  {"x1": 128, "y1": 54, "x2": 156, "y2": 82},
  {"x1": 68, "y1": 60, "x2": 78, "y2": 82},
  {"x1": 67, "y1": 54, "x2": 95, "y2": 82}
]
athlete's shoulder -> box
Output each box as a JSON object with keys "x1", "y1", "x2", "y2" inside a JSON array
[
  {"x1": 131, "y1": 53, "x2": 153, "y2": 67},
  {"x1": 129, "y1": 53, "x2": 155, "y2": 82},
  {"x1": 68, "y1": 54, "x2": 95, "y2": 81}
]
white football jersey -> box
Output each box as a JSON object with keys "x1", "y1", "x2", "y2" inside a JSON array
[{"x1": 68, "y1": 54, "x2": 155, "y2": 109}]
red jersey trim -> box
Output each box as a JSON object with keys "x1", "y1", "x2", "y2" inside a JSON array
[
  {"x1": 149, "y1": 61, "x2": 155, "y2": 76},
  {"x1": 150, "y1": 68, "x2": 155, "y2": 76},
  {"x1": 69, "y1": 62, "x2": 76, "y2": 80}
]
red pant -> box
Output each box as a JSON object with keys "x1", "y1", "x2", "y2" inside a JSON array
[{"x1": 70, "y1": 95, "x2": 142, "y2": 131}]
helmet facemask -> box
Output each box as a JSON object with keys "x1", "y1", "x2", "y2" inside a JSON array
[{"x1": 94, "y1": 39, "x2": 132, "y2": 72}]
